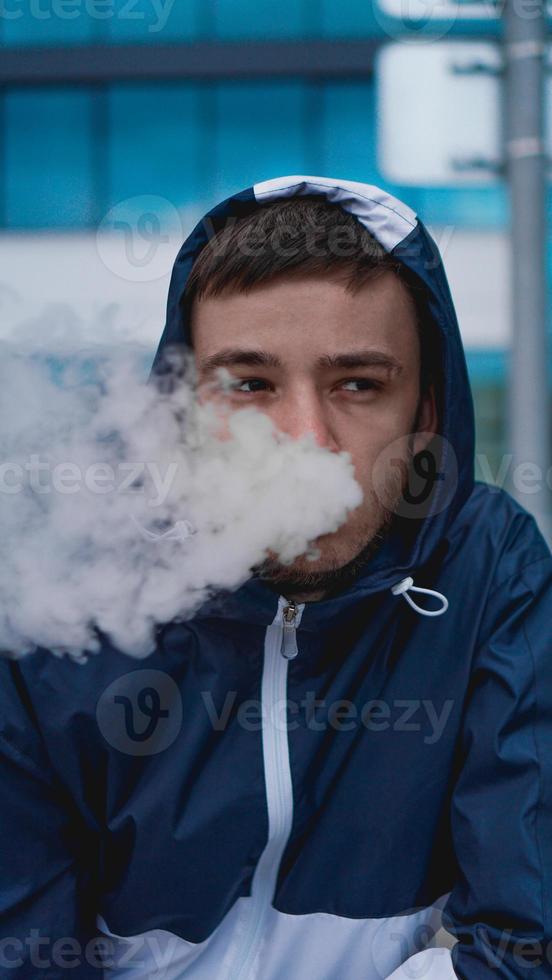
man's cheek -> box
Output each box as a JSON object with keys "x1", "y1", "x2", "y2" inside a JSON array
[
  {"x1": 210, "y1": 407, "x2": 233, "y2": 442},
  {"x1": 196, "y1": 390, "x2": 233, "y2": 442},
  {"x1": 347, "y1": 440, "x2": 381, "y2": 489}
]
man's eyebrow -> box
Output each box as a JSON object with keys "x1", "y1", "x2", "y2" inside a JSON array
[
  {"x1": 199, "y1": 347, "x2": 403, "y2": 375},
  {"x1": 199, "y1": 349, "x2": 283, "y2": 373},
  {"x1": 316, "y1": 350, "x2": 403, "y2": 374}
]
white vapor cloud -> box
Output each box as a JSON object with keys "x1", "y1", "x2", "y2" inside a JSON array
[{"x1": 0, "y1": 322, "x2": 362, "y2": 660}]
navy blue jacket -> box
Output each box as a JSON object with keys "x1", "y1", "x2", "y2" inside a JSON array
[{"x1": 1, "y1": 176, "x2": 552, "y2": 979}]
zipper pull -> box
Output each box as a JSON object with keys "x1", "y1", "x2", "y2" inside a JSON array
[{"x1": 281, "y1": 601, "x2": 299, "y2": 660}]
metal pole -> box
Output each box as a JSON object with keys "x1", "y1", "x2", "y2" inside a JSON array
[{"x1": 504, "y1": 0, "x2": 552, "y2": 544}]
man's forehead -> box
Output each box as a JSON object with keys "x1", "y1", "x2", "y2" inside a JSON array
[{"x1": 190, "y1": 271, "x2": 418, "y2": 355}]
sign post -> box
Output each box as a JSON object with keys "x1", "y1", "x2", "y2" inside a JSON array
[
  {"x1": 504, "y1": 0, "x2": 551, "y2": 542},
  {"x1": 376, "y1": 12, "x2": 552, "y2": 541}
]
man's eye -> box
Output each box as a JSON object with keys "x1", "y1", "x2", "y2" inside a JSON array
[
  {"x1": 340, "y1": 379, "x2": 380, "y2": 392},
  {"x1": 230, "y1": 378, "x2": 271, "y2": 393}
]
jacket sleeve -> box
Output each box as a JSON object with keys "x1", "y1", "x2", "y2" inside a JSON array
[
  {"x1": 0, "y1": 659, "x2": 105, "y2": 980},
  {"x1": 443, "y1": 545, "x2": 552, "y2": 979},
  {"x1": 388, "y1": 518, "x2": 552, "y2": 980}
]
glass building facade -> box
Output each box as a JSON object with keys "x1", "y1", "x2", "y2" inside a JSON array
[
  {"x1": 1, "y1": 0, "x2": 549, "y2": 478},
  {"x1": 0, "y1": 0, "x2": 505, "y2": 230}
]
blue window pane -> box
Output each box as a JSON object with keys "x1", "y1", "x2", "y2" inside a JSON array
[
  {"x1": 320, "y1": 82, "x2": 379, "y2": 185},
  {"x1": 321, "y1": 0, "x2": 384, "y2": 36},
  {"x1": 467, "y1": 350, "x2": 506, "y2": 386},
  {"x1": 0, "y1": 2, "x2": 97, "y2": 45},
  {"x1": 411, "y1": 187, "x2": 507, "y2": 229},
  {"x1": 214, "y1": 0, "x2": 307, "y2": 38},
  {"x1": 213, "y1": 82, "x2": 309, "y2": 200},
  {"x1": 107, "y1": 84, "x2": 206, "y2": 212},
  {"x1": 371, "y1": 183, "x2": 507, "y2": 230},
  {"x1": 106, "y1": 0, "x2": 200, "y2": 42},
  {"x1": 5, "y1": 89, "x2": 95, "y2": 228}
]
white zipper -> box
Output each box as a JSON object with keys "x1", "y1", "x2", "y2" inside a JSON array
[{"x1": 227, "y1": 595, "x2": 304, "y2": 980}]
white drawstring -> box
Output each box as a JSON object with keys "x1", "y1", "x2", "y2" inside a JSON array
[{"x1": 390, "y1": 576, "x2": 449, "y2": 617}]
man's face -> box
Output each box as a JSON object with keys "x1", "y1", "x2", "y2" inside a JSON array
[{"x1": 191, "y1": 270, "x2": 437, "y2": 600}]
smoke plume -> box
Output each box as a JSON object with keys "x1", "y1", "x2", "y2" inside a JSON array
[{"x1": 0, "y1": 325, "x2": 362, "y2": 660}]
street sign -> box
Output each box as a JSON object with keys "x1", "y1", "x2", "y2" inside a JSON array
[{"x1": 376, "y1": 41, "x2": 503, "y2": 185}]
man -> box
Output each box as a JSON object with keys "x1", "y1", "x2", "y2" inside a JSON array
[{"x1": 1, "y1": 175, "x2": 551, "y2": 979}]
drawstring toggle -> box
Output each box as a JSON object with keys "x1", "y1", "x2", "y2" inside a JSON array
[{"x1": 391, "y1": 576, "x2": 449, "y2": 617}]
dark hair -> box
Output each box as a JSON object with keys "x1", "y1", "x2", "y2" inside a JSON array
[{"x1": 184, "y1": 197, "x2": 435, "y2": 394}]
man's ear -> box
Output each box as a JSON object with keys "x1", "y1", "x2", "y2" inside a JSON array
[{"x1": 412, "y1": 384, "x2": 438, "y2": 455}]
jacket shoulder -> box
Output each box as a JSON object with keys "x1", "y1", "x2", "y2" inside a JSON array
[
  {"x1": 0, "y1": 623, "x2": 197, "y2": 772},
  {"x1": 451, "y1": 481, "x2": 551, "y2": 581}
]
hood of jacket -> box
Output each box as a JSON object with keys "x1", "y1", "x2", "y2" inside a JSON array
[{"x1": 150, "y1": 175, "x2": 476, "y2": 627}]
